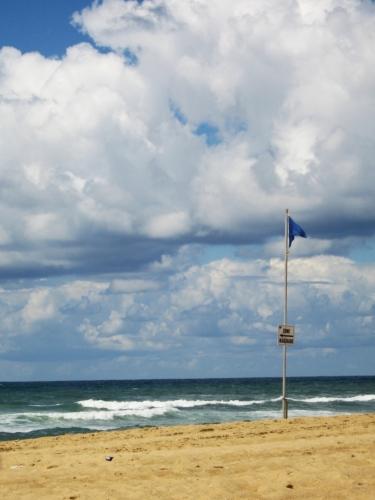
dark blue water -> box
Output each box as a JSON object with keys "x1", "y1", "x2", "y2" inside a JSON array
[{"x1": 1, "y1": 376, "x2": 374, "y2": 441}]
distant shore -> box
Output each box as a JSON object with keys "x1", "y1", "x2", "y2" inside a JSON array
[{"x1": 1, "y1": 414, "x2": 374, "y2": 499}]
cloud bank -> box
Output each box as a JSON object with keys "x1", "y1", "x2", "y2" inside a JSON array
[{"x1": 1, "y1": 251, "x2": 374, "y2": 379}]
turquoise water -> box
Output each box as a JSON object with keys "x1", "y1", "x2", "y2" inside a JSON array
[{"x1": 1, "y1": 376, "x2": 374, "y2": 441}]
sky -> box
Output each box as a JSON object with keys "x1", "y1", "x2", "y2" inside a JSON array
[{"x1": 0, "y1": 0, "x2": 375, "y2": 381}]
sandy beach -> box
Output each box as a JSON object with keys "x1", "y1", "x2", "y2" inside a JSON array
[{"x1": 1, "y1": 413, "x2": 374, "y2": 499}]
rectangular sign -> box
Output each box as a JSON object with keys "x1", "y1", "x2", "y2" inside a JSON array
[{"x1": 278, "y1": 324, "x2": 295, "y2": 345}]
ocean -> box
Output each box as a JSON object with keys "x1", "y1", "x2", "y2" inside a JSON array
[{"x1": 1, "y1": 376, "x2": 374, "y2": 441}]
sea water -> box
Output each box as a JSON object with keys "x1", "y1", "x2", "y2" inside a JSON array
[{"x1": 0, "y1": 376, "x2": 374, "y2": 441}]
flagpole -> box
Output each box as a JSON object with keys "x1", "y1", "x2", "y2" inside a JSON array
[{"x1": 282, "y1": 208, "x2": 289, "y2": 419}]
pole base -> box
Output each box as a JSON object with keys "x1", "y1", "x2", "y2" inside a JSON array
[{"x1": 282, "y1": 397, "x2": 288, "y2": 419}]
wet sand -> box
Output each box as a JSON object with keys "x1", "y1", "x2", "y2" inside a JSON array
[{"x1": 1, "y1": 413, "x2": 375, "y2": 499}]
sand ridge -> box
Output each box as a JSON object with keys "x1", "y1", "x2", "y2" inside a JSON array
[{"x1": 1, "y1": 414, "x2": 375, "y2": 499}]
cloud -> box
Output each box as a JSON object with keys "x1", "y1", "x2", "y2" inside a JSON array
[
  {"x1": 21, "y1": 288, "x2": 58, "y2": 325},
  {"x1": 0, "y1": 246, "x2": 374, "y2": 378},
  {"x1": 0, "y1": 0, "x2": 374, "y2": 281},
  {"x1": 1, "y1": 253, "x2": 374, "y2": 357},
  {"x1": 1, "y1": 0, "x2": 375, "y2": 378},
  {"x1": 109, "y1": 278, "x2": 160, "y2": 293}
]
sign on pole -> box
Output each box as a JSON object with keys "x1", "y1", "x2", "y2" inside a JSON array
[{"x1": 278, "y1": 324, "x2": 295, "y2": 345}]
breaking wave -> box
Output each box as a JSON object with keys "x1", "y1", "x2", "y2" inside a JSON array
[
  {"x1": 0, "y1": 407, "x2": 171, "y2": 434},
  {"x1": 1, "y1": 378, "x2": 374, "y2": 439},
  {"x1": 0, "y1": 398, "x2": 283, "y2": 434},
  {"x1": 289, "y1": 394, "x2": 375, "y2": 404},
  {"x1": 77, "y1": 397, "x2": 282, "y2": 411}
]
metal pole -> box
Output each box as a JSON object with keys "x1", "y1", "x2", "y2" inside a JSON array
[{"x1": 282, "y1": 208, "x2": 289, "y2": 419}]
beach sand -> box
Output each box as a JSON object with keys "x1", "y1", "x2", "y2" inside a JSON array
[{"x1": 1, "y1": 413, "x2": 374, "y2": 499}]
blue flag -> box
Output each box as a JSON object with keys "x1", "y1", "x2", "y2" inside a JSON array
[{"x1": 288, "y1": 216, "x2": 307, "y2": 247}]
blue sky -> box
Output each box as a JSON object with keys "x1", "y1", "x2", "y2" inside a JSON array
[
  {"x1": 0, "y1": 0, "x2": 90, "y2": 56},
  {"x1": 0, "y1": 0, "x2": 375, "y2": 381}
]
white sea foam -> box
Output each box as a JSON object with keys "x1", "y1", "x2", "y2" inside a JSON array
[
  {"x1": 2, "y1": 393, "x2": 371, "y2": 436},
  {"x1": 0, "y1": 408, "x2": 339, "y2": 434},
  {"x1": 289, "y1": 409, "x2": 339, "y2": 417},
  {"x1": 0, "y1": 405, "x2": 349, "y2": 435},
  {"x1": 77, "y1": 397, "x2": 281, "y2": 411},
  {"x1": 239, "y1": 409, "x2": 340, "y2": 420},
  {"x1": 0, "y1": 397, "x2": 283, "y2": 435},
  {"x1": 289, "y1": 394, "x2": 375, "y2": 404},
  {"x1": 29, "y1": 403, "x2": 62, "y2": 407},
  {"x1": 28, "y1": 407, "x2": 169, "y2": 421},
  {"x1": 0, "y1": 407, "x2": 170, "y2": 433}
]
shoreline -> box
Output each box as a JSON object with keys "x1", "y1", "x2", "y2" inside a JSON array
[
  {"x1": 0, "y1": 410, "x2": 366, "y2": 444},
  {"x1": 1, "y1": 413, "x2": 375, "y2": 499},
  {"x1": 0, "y1": 410, "x2": 353, "y2": 443}
]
